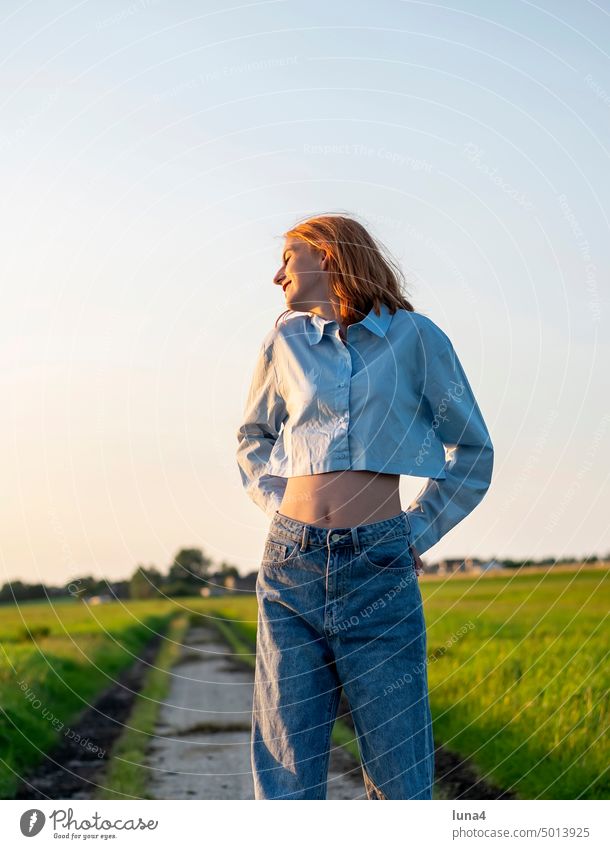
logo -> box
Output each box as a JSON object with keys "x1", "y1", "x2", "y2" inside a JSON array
[{"x1": 20, "y1": 809, "x2": 46, "y2": 836}]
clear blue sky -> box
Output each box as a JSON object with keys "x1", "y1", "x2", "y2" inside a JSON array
[{"x1": 1, "y1": 0, "x2": 608, "y2": 584}]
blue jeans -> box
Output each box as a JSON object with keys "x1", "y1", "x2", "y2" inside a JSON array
[{"x1": 251, "y1": 509, "x2": 435, "y2": 800}]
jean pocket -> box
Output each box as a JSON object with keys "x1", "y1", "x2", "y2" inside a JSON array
[
  {"x1": 261, "y1": 536, "x2": 301, "y2": 568},
  {"x1": 360, "y1": 534, "x2": 414, "y2": 574}
]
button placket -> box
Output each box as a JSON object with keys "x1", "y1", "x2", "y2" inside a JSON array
[
  {"x1": 319, "y1": 335, "x2": 352, "y2": 465},
  {"x1": 333, "y1": 347, "x2": 351, "y2": 463}
]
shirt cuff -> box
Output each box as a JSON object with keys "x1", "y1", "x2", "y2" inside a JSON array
[{"x1": 404, "y1": 509, "x2": 438, "y2": 557}]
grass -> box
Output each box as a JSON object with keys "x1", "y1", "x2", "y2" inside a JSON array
[
  {"x1": 420, "y1": 566, "x2": 610, "y2": 799},
  {"x1": 1, "y1": 566, "x2": 607, "y2": 800},
  {"x1": 189, "y1": 566, "x2": 609, "y2": 799},
  {"x1": 0, "y1": 599, "x2": 178, "y2": 799},
  {"x1": 94, "y1": 613, "x2": 191, "y2": 800}
]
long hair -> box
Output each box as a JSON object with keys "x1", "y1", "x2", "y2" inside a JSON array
[{"x1": 274, "y1": 213, "x2": 414, "y2": 328}]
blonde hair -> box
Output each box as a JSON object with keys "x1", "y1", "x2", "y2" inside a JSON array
[{"x1": 275, "y1": 213, "x2": 414, "y2": 328}]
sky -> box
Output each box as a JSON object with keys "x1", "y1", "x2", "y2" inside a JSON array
[{"x1": 1, "y1": 0, "x2": 609, "y2": 585}]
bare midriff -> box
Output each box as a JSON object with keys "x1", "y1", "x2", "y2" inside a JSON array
[{"x1": 278, "y1": 470, "x2": 402, "y2": 528}]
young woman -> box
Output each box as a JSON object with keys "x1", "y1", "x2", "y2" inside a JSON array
[{"x1": 236, "y1": 214, "x2": 494, "y2": 800}]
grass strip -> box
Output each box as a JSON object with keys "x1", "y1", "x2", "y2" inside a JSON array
[
  {"x1": 93, "y1": 613, "x2": 190, "y2": 800},
  {"x1": 211, "y1": 618, "x2": 256, "y2": 669}
]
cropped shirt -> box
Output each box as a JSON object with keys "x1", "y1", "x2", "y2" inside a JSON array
[{"x1": 236, "y1": 302, "x2": 494, "y2": 555}]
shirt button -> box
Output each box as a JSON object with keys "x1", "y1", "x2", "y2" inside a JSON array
[{"x1": 331, "y1": 533, "x2": 341, "y2": 541}]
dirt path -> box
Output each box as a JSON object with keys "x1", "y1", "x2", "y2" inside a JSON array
[
  {"x1": 143, "y1": 623, "x2": 366, "y2": 799},
  {"x1": 144, "y1": 622, "x2": 514, "y2": 800},
  {"x1": 14, "y1": 622, "x2": 514, "y2": 801}
]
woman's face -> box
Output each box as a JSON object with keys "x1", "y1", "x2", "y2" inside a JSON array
[{"x1": 273, "y1": 238, "x2": 328, "y2": 312}]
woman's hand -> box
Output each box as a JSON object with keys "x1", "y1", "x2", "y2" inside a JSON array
[{"x1": 410, "y1": 544, "x2": 424, "y2": 576}]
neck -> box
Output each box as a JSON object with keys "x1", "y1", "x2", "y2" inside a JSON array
[{"x1": 308, "y1": 298, "x2": 343, "y2": 327}]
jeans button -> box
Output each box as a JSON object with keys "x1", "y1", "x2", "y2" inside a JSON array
[{"x1": 331, "y1": 533, "x2": 341, "y2": 541}]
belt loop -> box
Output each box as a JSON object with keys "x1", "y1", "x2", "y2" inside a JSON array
[
  {"x1": 351, "y1": 526, "x2": 360, "y2": 554},
  {"x1": 402, "y1": 509, "x2": 412, "y2": 537},
  {"x1": 300, "y1": 524, "x2": 309, "y2": 551}
]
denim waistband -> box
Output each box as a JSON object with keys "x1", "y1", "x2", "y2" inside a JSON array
[{"x1": 270, "y1": 509, "x2": 412, "y2": 549}]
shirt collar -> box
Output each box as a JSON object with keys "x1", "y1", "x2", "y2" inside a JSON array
[{"x1": 302, "y1": 302, "x2": 393, "y2": 346}]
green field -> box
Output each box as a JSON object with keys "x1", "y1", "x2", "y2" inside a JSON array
[
  {"x1": 0, "y1": 599, "x2": 178, "y2": 799},
  {"x1": 422, "y1": 567, "x2": 609, "y2": 799},
  {"x1": 208, "y1": 567, "x2": 610, "y2": 800},
  {"x1": 0, "y1": 567, "x2": 608, "y2": 799}
]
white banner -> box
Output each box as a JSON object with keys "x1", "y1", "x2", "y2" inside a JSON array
[{"x1": 1, "y1": 799, "x2": 608, "y2": 848}]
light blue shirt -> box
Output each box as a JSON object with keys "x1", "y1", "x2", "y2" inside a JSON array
[{"x1": 236, "y1": 302, "x2": 494, "y2": 555}]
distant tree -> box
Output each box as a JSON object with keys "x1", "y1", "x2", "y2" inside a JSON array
[
  {"x1": 0, "y1": 581, "x2": 66, "y2": 604},
  {"x1": 167, "y1": 548, "x2": 212, "y2": 594},
  {"x1": 0, "y1": 581, "x2": 47, "y2": 602},
  {"x1": 500, "y1": 560, "x2": 524, "y2": 570},
  {"x1": 129, "y1": 565, "x2": 165, "y2": 600},
  {"x1": 164, "y1": 580, "x2": 196, "y2": 597},
  {"x1": 0, "y1": 581, "x2": 21, "y2": 602}
]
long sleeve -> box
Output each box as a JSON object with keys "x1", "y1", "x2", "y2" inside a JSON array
[
  {"x1": 404, "y1": 335, "x2": 494, "y2": 556},
  {"x1": 236, "y1": 340, "x2": 288, "y2": 518}
]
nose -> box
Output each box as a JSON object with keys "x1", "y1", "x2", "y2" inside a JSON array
[{"x1": 273, "y1": 267, "x2": 287, "y2": 286}]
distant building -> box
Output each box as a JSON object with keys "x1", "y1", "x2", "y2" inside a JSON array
[
  {"x1": 86, "y1": 594, "x2": 113, "y2": 604},
  {"x1": 229, "y1": 572, "x2": 257, "y2": 593},
  {"x1": 436, "y1": 558, "x2": 486, "y2": 574},
  {"x1": 437, "y1": 558, "x2": 465, "y2": 574},
  {"x1": 199, "y1": 571, "x2": 257, "y2": 597}
]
